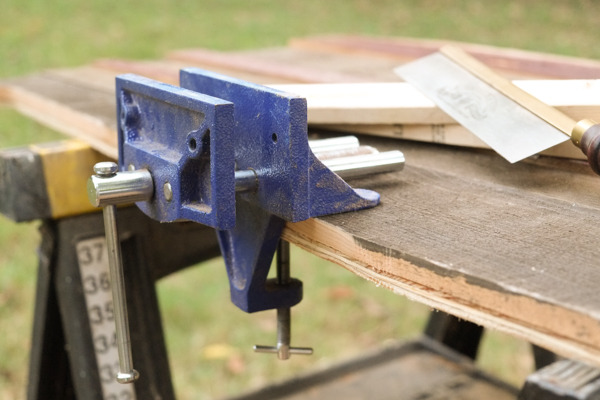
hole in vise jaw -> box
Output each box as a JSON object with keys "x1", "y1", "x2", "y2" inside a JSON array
[
  {"x1": 188, "y1": 137, "x2": 197, "y2": 152},
  {"x1": 272, "y1": 133, "x2": 278, "y2": 143},
  {"x1": 187, "y1": 128, "x2": 211, "y2": 155}
]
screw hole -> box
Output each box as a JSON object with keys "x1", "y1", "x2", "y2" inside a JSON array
[
  {"x1": 272, "y1": 133, "x2": 278, "y2": 143},
  {"x1": 188, "y1": 138, "x2": 197, "y2": 152}
]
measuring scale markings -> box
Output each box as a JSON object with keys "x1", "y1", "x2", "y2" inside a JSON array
[{"x1": 77, "y1": 237, "x2": 137, "y2": 400}]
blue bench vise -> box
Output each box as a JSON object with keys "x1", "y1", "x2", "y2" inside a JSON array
[{"x1": 88, "y1": 68, "x2": 404, "y2": 381}]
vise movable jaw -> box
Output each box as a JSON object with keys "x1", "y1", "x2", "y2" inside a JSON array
[{"x1": 88, "y1": 68, "x2": 404, "y2": 380}]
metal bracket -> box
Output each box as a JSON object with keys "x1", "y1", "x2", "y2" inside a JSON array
[{"x1": 116, "y1": 69, "x2": 392, "y2": 313}]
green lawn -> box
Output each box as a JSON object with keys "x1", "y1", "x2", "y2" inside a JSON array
[{"x1": 1, "y1": 1, "x2": 598, "y2": 398}]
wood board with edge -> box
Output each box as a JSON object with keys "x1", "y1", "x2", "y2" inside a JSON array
[
  {"x1": 317, "y1": 123, "x2": 586, "y2": 160},
  {"x1": 284, "y1": 136, "x2": 600, "y2": 367},
  {"x1": 2, "y1": 36, "x2": 600, "y2": 365},
  {"x1": 289, "y1": 35, "x2": 600, "y2": 79},
  {"x1": 1, "y1": 58, "x2": 599, "y2": 160},
  {"x1": 270, "y1": 80, "x2": 600, "y2": 125}
]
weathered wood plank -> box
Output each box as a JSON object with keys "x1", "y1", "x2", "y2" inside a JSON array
[
  {"x1": 272, "y1": 80, "x2": 600, "y2": 124},
  {"x1": 290, "y1": 35, "x2": 600, "y2": 79},
  {"x1": 168, "y1": 47, "x2": 401, "y2": 83},
  {"x1": 2, "y1": 73, "x2": 117, "y2": 158},
  {"x1": 285, "y1": 137, "x2": 600, "y2": 366},
  {"x1": 93, "y1": 57, "x2": 299, "y2": 85},
  {"x1": 3, "y1": 68, "x2": 598, "y2": 160},
  {"x1": 316, "y1": 123, "x2": 586, "y2": 160}
]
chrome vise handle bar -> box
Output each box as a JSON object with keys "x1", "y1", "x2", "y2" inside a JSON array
[{"x1": 87, "y1": 161, "x2": 153, "y2": 383}]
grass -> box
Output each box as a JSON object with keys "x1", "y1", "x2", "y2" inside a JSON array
[
  {"x1": 2, "y1": 0, "x2": 600, "y2": 79},
  {"x1": 1, "y1": 0, "x2": 598, "y2": 398},
  {"x1": 0, "y1": 218, "x2": 41, "y2": 399}
]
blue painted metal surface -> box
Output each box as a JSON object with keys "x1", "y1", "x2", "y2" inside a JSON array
[
  {"x1": 117, "y1": 74, "x2": 236, "y2": 229},
  {"x1": 117, "y1": 70, "x2": 381, "y2": 312},
  {"x1": 180, "y1": 68, "x2": 380, "y2": 222}
]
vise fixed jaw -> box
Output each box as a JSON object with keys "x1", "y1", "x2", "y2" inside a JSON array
[{"x1": 89, "y1": 68, "x2": 404, "y2": 376}]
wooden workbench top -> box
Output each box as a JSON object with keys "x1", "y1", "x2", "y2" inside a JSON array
[
  {"x1": 3, "y1": 35, "x2": 600, "y2": 366},
  {"x1": 286, "y1": 135, "x2": 600, "y2": 365}
]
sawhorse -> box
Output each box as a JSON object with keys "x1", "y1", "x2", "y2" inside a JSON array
[{"x1": 2, "y1": 140, "x2": 218, "y2": 399}]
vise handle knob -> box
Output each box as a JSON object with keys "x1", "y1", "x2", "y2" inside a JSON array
[
  {"x1": 87, "y1": 162, "x2": 154, "y2": 383},
  {"x1": 253, "y1": 240, "x2": 313, "y2": 360}
]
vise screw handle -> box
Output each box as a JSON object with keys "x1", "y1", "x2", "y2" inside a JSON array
[
  {"x1": 572, "y1": 119, "x2": 600, "y2": 176},
  {"x1": 88, "y1": 162, "x2": 154, "y2": 383},
  {"x1": 253, "y1": 240, "x2": 313, "y2": 360}
]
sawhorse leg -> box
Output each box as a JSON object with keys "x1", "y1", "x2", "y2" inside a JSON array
[
  {"x1": 28, "y1": 221, "x2": 75, "y2": 399},
  {"x1": 424, "y1": 311, "x2": 484, "y2": 360},
  {"x1": 425, "y1": 311, "x2": 558, "y2": 369},
  {"x1": 27, "y1": 207, "x2": 220, "y2": 399}
]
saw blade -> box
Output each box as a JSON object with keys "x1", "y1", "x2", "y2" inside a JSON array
[{"x1": 394, "y1": 49, "x2": 570, "y2": 163}]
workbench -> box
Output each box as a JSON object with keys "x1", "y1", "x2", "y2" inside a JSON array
[{"x1": 3, "y1": 35, "x2": 600, "y2": 399}]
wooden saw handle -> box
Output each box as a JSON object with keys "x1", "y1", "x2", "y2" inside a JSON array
[{"x1": 573, "y1": 119, "x2": 600, "y2": 175}]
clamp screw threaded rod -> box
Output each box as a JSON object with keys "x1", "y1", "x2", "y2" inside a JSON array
[
  {"x1": 88, "y1": 162, "x2": 154, "y2": 383},
  {"x1": 253, "y1": 240, "x2": 313, "y2": 360}
]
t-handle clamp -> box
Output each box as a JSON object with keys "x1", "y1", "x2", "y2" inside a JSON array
[
  {"x1": 253, "y1": 240, "x2": 313, "y2": 359},
  {"x1": 87, "y1": 161, "x2": 154, "y2": 383}
]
